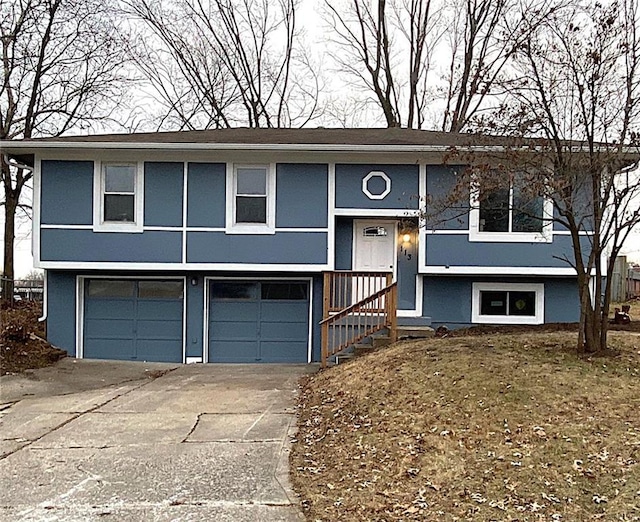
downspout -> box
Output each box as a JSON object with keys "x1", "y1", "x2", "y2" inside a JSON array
[{"x1": 38, "y1": 270, "x2": 47, "y2": 322}]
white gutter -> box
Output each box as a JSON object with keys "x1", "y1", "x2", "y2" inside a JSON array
[{"x1": 2, "y1": 140, "x2": 637, "y2": 156}]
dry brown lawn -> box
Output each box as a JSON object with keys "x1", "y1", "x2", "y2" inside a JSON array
[{"x1": 291, "y1": 326, "x2": 640, "y2": 521}]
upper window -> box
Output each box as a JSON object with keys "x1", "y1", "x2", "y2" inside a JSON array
[
  {"x1": 226, "y1": 164, "x2": 276, "y2": 233},
  {"x1": 472, "y1": 282, "x2": 544, "y2": 325},
  {"x1": 93, "y1": 161, "x2": 143, "y2": 232},
  {"x1": 470, "y1": 177, "x2": 552, "y2": 242}
]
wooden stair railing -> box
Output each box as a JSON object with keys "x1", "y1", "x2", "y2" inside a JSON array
[
  {"x1": 323, "y1": 270, "x2": 393, "y2": 313},
  {"x1": 320, "y1": 281, "x2": 398, "y2": 368}
]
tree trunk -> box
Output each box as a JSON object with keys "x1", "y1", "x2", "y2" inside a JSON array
[
  {"x1": 576, "y1": 275, "x2": 601, "y2": 354},
  {"x1": 2, "y1": 193, "x2": 17, "y2": 306}
]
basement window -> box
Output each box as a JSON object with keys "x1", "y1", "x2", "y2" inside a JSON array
[{"x1": 472, "y1": 283, "x2": 544, "y2": 324}]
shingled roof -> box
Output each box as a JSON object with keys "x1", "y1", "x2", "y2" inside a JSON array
[{"x1": 11, "y1": 127, "x2": 503, "y2": 147}]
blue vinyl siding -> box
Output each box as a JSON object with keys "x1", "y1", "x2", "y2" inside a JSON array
[
  {"x1": 208, "y1": 280, "x2": 309, "y2": 363},
  {"x1": 46, "y1": 271, "x2": 77, "y2": 355},
  {"x1": 425, "y1": 234, "x2": 586, "y2": 268},
  {"x1": 276, "y1": 164, "x2": 328, "y2": 228},
  {"x1": 144, "y1": 162, "x2": 184, "y2": 227},
  {"x1": 187, "y1": 163, "x2": 226, "y2": 227},
  {"x1": 423, "y1": 276, "x2": 580, "y2": 328},
  {"x1": 425, "y1": 165, "x2": 469, "y2": 229},
  {"x1": 41, "y1": 161, "x2": 93, "y2": 225},
  {"x1": 334, "y1": 218, "x2": 354, "y2": 270},
  {"x1": 187, "y1": 231, "x2": 328, "y2": 264},
  {"x1": 40, "y1": 229, "x2": 182, "y2": 263},
  {"x1": 335, "y1": 164, "x2": 419, "y2": 209},
  {"x1": 185, "y1": 276, "x2": 204, "y2": 358},
  {"x1": 397, "y1": 228, "x2": 418, "y2": 310}
]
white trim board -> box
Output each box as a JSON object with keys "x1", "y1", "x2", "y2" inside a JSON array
[
  {"x1": 37, "y1": 261, "x2": 331, "y2": 271},
  {"x1": 422, "y1": 266, "x2": 578, "y2": 276},
  {"x1": 334, "y1": 208, "x2": 420, "y2": 217}
]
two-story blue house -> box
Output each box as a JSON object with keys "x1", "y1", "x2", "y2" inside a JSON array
[{"x1": 3, "y1": 128, "x2": 582, "y2": 365}]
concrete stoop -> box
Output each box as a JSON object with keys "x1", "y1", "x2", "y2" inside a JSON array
[
  {"x1": 397, "y1": 326, "x2": 435, "y2": 340},
  {"x1": 332, "y1": 325, "x2": 435, "y2": 366}
]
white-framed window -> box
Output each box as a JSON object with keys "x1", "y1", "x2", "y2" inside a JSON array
[
  {"x1": 93, "y1": 161, "x2": 144, "y2": 232},
  {"x1": 472, "y1": 282, "x2": 544, "y2": 324},
  {"x1": 225, "y1": 163, "x2": 276, "y2": 234},
  {"x1": 469, "y1": 178, "x2": 553, "y2": 242}
]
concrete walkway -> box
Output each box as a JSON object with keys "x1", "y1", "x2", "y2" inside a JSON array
[{"x1": 0, "y1": 359, "x2": 316, "y2": 521}]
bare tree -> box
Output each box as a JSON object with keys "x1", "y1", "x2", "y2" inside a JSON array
[
  {"x1": 324, "y1": 0, "x2": 563, "y2": 131},
  {"x1": 324, "y1": 0, "x2": 443, "y2": 128},
  {"x1": 434, "y1": 0, "x2": 640, "y2": 353},
  {"x1": 125, "y1": 0, "x2": 321, "y2": 130},
  {"x1": 0, "y1": 0, "x2": 129, "y2": 303}
]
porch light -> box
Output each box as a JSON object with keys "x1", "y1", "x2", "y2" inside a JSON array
[{"x1": 402, "y1": 233, "x2": 411, "y2": 243}]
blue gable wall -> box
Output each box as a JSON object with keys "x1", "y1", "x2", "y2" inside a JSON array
[
  {"x1": 187, "y1": 163, "x2": 226, "y2": 228},
  {"x1": 41, "y1": 161, "x2": 93, "y2": 225},
  {"x1": 335, "y1": 164, "x2": 419, "y2": 209},
  {"x1": 276, "y1": 164, "x2": 328, "y2": 228},
  {"x1": 144, "y1": 162, "x2": 184, "y2": 227}
]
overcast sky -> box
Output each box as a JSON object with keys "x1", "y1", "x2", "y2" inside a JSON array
[{"x1": 2, "y1": 0, "x2": 640, "y2": 277}]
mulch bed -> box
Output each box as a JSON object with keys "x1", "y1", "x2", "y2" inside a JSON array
[{"x1": 1, "y1": 301, "x2": 66, "y2": 376}]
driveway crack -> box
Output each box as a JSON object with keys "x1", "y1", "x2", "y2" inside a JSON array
[
  {"x1": 181, "y1": 413, "x2": 203, "y2": 443},
  {"x1": 0, "y1": 368, "x2": 178, "y2": 461}
]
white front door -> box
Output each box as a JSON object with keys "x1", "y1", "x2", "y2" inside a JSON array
[
  {"x1": 353, "y1": 220, "x2": 397, "y2": 273},
  {"x1": 351, "y1": 220, "x2": 396, "y2": 305}
]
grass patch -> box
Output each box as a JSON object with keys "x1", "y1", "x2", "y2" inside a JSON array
[{"x1": 291, "y1": 330, "x2": 640, "y2": 520}]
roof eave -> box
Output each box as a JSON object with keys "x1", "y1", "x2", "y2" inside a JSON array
[{"x1": 0, "y1": 140, "x2": 502, "y2": 154}]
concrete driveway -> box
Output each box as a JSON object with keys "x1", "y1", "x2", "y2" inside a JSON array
[{"x1": 0, "y1": 359, "x2": 316, "y2": 521}]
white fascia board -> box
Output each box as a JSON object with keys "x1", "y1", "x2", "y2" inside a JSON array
[
  {"x1": 0, "y1": 141, "x2": 508, "y2": 153},
  {"x1": 38, "y1": 261, "x2": 330, "y2": 272},
  {"x1": 421, "y1": 265, "x2": 578, "y2": 276},
  {"x1": 334, "y1": 208, "x2": 421, "y2": 217},
  {"x1": 7, "y1": 140, "x2": 634, "y2": 154}
]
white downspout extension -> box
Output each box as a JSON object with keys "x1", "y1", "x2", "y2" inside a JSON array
[{"x1": 38, "y1": 270, "x2": 47, "y2": 322}]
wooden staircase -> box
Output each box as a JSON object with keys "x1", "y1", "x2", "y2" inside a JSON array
[{"x1": 320, "y1": 271, "x2": 397, "y2": 367}]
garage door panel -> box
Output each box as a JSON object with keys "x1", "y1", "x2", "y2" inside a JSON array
[
  {"x1": 135, "y1": 340, "x2": 183, "y2": 362},
  {"x1": 212, "y1": 302, "x2": 259, "y2": 321},
  {"x1": 260, "y1": 302, "x2": 308, "y2": 321},
  {"x1": 85, "y1": 300, "x2": 135, "y2": 319},
  {"x1": 260, "y1": 321, "x2": 308, "y2": 341},
  {"x1": 211, "y1": 341, "x2": 259, "y2": 362},
  {"x1": 210, "y1": 321, "x2": 258, "y2": 340},
  {"x1": 260, "y1": 341, "x2": 308, "y2": 363},
  {"x1": 136, "y1": 319, "x2": 182, "y2": 339},
  {"x1": 85, "y1": 339, "x2": 135, "y2": 360},
  {"x1": 84, "y1": 318, "x2": 135, "y2": 339},
  {"x1": 137, "y1": 300, "x2": 183, "y2": 319}
]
